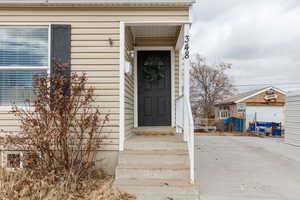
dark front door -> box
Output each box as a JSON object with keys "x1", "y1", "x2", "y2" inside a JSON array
[{"x1": 138, "y1": 51, "x2": 171, "y2": 126}]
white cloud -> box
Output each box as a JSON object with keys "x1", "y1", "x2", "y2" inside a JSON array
[{"x1": 191, "y1": 0, "x2": 300, "y2": 92}]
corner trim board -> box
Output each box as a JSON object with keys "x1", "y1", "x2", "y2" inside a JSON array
[{"x1": 119, "y1": 22, "x2": 125, "y2": 151}]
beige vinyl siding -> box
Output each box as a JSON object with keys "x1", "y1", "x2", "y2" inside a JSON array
[
  {"x1": 0, "y1": 7, "x2": 189, "y2": 151},
  {"x1": 124, "y1": 27, "x2": 135, "y2": 138},
  {"x1": 285, "y1": 94, "x2": 300, "y2": 146}
]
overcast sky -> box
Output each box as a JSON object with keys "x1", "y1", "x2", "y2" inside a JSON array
[{"x1": 191, "y1": 0, "x2": 300, "y2": 93}]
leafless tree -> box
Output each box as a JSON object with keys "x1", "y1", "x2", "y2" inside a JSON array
[{"x1": 190, "y1": 54, "x2": 234, "y2": 119}]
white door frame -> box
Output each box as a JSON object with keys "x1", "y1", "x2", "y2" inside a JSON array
[
  {"x1": 119, "y1": 21, "x2": 190, "y2": 151},
  {"x1": 134, "y1": 46, "x2": 175, "y2": 128}
]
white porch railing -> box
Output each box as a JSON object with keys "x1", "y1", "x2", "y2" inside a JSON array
[
  {"x1": 176, "y1": 94, "x2": 195, "y2": 184},
  {"x1": 175, "y1": 95, "x2": 184, "y2": 134},
  {"x1": 175, "y1": 23, "x2": 194, "y2": 184}
]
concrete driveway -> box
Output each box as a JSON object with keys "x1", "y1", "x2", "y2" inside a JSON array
[{"x1": 195, "y1": 136, "x2": 300, "y2": 200}]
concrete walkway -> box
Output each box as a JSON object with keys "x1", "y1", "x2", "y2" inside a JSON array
[{"x1": 195, "y1": 136, "x2": 300, "y2": 200}]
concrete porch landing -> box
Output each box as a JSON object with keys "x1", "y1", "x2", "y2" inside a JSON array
[{"x1": 115, "y1": 134, "x2": 199, "y2": 200}]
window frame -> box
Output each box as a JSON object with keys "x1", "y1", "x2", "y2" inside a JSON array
[
  {"x1": 6, "y1": 152, "x2": 23, "y2": 169},
  {"x1": 0, "y1": 24, "x2": 51, "y2": 111},
  {"x1": 219, "y1": 109, "x2": 229, "y2": 120}
]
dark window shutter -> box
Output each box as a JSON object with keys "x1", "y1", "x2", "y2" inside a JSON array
[{"x1": 50, "y1": 24, "x2": 71, "y2": 96}]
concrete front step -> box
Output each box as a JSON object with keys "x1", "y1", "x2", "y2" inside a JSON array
[
  {"x1": 115, "y1": 179, "x2": 200, "y2": 200},
  {"x1": 115, "y1": 134, "x2": 198, "y2": 199},
  {"x1": 125, "y1": 135, "x2": 187, "y2": 151},
  {"x1": 119, "y1": 150, "x2": 189, "y2": 165},
  {"x1": 127, "y1": 135, "x2": 184, "y2": 143},
  {"x1": 132, "y1": 126, "x2": 176, "y2": 135},
  {"x1": 115, "y1": 179, "x2": 199, "y2": 200},
  {"x1": 116, "y1": 164, "x2": 189, "y2": 180}
]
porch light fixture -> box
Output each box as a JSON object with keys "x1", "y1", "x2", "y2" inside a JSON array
[
  {"x1": 124, "y1": 61, "x2": 133, "y2": 75},
  {"x1": 127, "y1": 50, "x2": 135, "y2": 60},
  {"x1": 125, "y1": 50, "x2": 135, "y2": 65}
]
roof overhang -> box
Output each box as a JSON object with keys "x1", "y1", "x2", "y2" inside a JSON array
[
  {"x1": 130, "y1": 25, "x2": 179, "y2": 37},
  {"x1": 235, "y1": 86, "x2": 286, "y2": 103},
  {"x1": 0, "y1": 0, "x2": 195, "y2": 7}
]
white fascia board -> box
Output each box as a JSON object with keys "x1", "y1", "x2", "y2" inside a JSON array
[
  {"x1": 124, "y1": 21, "x2": 192, "y2": 26},
  {"x1": 235, "y1": 86, "x2": 286, "y2": 103},
  {"x1": 0, "y1": 0, "x2": 195, "y2": 6},
  {"x1": 0, "y1": 0, "x2": 45, "y2": 2},
  {"x1": 48, "y1": 0, "x2": 195, "y2": 3}
]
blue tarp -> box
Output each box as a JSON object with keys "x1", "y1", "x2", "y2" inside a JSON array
[
  {"x1": 249, "y1": 121, "x2": 282, "y2": 136},
  {"x1": 256, "y1": 122, "x2": 280, "y2": 127},
  {"x1": 224, "y1": 117, "x2": 245, "y2": 132}
]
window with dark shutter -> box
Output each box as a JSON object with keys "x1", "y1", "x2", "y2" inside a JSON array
[
  {"x1": 0, "y1": 25, "x2": 71, "y2": 107},
  {"x1": 50, "y1": 24, "x2": 71, "y2": 96},
  {"x1": 0, "y1": 26, "x2": 49, "y2": 106}
]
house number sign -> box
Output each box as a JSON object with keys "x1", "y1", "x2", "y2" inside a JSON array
[{"x1": 184, "y1": 35, "x2": 190, "y2": 60}]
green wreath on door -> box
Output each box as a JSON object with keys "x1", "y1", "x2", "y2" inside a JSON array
[{"x1": 143, "y1": 56, "x2": 166, "y2": 81}]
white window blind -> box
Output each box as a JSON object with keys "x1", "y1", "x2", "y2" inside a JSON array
[
  {"x1": 0, "y1": 27, "x2": 48, "y2": 67},
  {"x1": 0, "y1": 26, "x2": 49, "y2": 106}
]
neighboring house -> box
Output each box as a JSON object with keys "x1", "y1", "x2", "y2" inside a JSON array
[
  {"x1": 285, "y1": 91, "x2": 300, "y2": 146},
  {"x1": 0, "y1": 1, "x2": 198, "y2": 196},
  {"x1": 215, "y1": 86, "x2": 286, "y2": 130}
]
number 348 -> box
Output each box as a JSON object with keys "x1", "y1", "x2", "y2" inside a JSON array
[{"x1": 184, "y1": 35, "x2": 190, "y2": 59}]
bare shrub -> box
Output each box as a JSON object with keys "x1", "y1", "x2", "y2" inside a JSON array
[{"x1": 1, "y1": 63, "x2": 114, "y2": 199}]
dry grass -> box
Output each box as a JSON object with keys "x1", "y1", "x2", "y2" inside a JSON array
[{"x1": 0, "y1": 168, "x2": 135, "y2": 200}]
